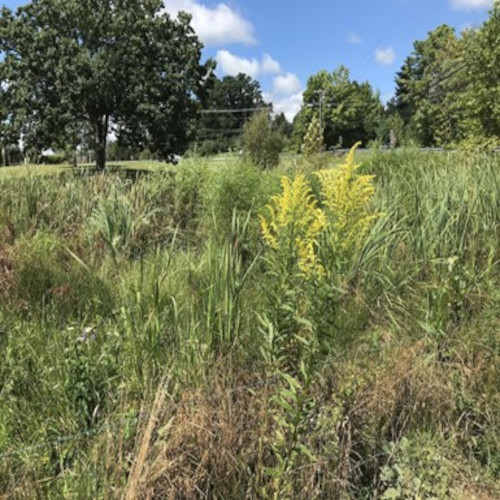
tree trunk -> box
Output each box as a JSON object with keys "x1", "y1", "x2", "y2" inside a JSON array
[{"x1": 94, "y1": 115, "x2": 108, "y2": 170}]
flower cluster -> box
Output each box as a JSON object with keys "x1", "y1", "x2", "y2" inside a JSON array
[
  {"x1": 260, "y1": 172, "x2": 325, "y2": 277},
  {"x1": 260, "y1": 142, "x2": 379, "y2": 279},
  {"x1": 315, "y1": 141, "x2": 379, "y2": 256}
]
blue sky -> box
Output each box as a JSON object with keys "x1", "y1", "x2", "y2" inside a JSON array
[
  {"x1": 163, "y1": 0, "x2": 493, "y2": 119},
  {"x1": 3, "y1": 0, "x2": 495, "y2": 120}
]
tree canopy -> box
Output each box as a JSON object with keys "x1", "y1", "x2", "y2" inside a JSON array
[
  {"x1": 293, "y1": 66, "x2": 383, "y2": 151},
  {"x1": 390, "y1": 24, "x2": 467, "y2": 146},
  {"x1": 0, "y1": 0, "x2": 213, "y2": 169},
  {"x1": 463, "y1": 2, "x2": 500, "y2": 141},
  {"x1": 196, "y1": 73, "x2": 267, "y2": 154}
]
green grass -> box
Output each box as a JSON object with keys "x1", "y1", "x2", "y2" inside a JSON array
[
  {"x1": 0, "y1": 149, "x2": 499, "y2": 498},
  {"x1": 0, "y1": 151, "x2": 347, "y2": 179},
  {"x1": 0, "y1": 163, "x2": 72, "y2": 178},
  {"x1": 0, "y1": 160, "x2": 172, "y2": 179}
]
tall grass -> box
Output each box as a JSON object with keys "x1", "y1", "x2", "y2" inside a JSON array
[{"x1": 1, "y1": 151, "x2": 500, "y2": 498}]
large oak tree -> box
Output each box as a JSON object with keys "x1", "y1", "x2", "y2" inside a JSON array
[{"x1": 0, "y1": 0, "x2": 213, "y2": 169}]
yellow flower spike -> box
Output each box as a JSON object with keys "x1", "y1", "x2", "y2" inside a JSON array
[
  {"x1": 260, "y1": 172, "x2": 326, "y2": 279},
  {"x1": 261, "y1": 141, "x2": 380, "y2": 278},
  {"x1": 315, "y1": 141, "x2": 380, "y2": 255}
]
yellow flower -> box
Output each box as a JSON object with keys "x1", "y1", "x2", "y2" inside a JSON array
[
  {"x1": 260, "y1": 173, "x2": 325, "y2": 278},
  {"x1": 315, "y1": 142, "x2": 379, "y2": 254},
  {"x1": 260, "y1": 142, "x2": 380, "y2": 279}
]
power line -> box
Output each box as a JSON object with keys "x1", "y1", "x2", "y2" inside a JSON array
[
  {"x1": 349, "y1": 0, "x2": 437, "y2": 82},
  {"x1": 196, "y1": 128, "x2": 244, "y2": 134},
  {"x1": 199, "y1": 106, "x2": 272, "y2": 115},
  {"x1": 398, "y1": 61, "x2": 468, "y2": 104}
]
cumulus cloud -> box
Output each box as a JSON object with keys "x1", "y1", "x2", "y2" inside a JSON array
[
  {"x1": 347, "y1": 32, "x2": 363, "y2": 45},
  {"x1": 163, "y1": 0, "x2": 256, "y2": 46},
  {"x1": 375, "y1": 46, "x2": 396, "y2": 66},
  {"x1": 265, "y1": 76, "x2": 304, "y2": 122},
  {"x1": 216, "y1": 50, "x2": 283, "y2": 78},
  {"x1": 273, "y1": 73, "x2": 302, "y2": 96},
  {"x1": 272, "y1": 92, "x2": 304, "y2": 122},
  {"x1": 261, "y1": 53, "x2": 282, "y2": 75},
  {"x1": 450, "y1": 0, "x2": 493, "y2": 9},
  {"x1": 216, "y1": 50, "x2": 259, "y2": 77}
]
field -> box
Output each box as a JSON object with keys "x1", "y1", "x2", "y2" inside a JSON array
[{"x1": 1, "y1": 149, "x2": 500, "y2": 499}]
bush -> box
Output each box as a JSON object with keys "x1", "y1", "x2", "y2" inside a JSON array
[
  {"x1": 203, "y1": 161, "x2": 273, "y2": 230},
  {"x1": 243, "y1": 111, "x2": 284, "y2": 169},
  {"x1": 40, "y1": 153, "x2": 66, "y2": 164}
]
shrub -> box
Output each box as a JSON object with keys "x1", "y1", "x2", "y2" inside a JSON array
[
  {"x1": 302, "y1": 115, "x2": 324, "y2": 156},
  {"x1": 243, "y1": 111, "x2": 284, "y2": 169},
  {"x1": 203, "y1": 161, "x2": 272, "y2": 233},
  {"x1": 40, "y1": 152, "x2": 66, "y2": 164}
]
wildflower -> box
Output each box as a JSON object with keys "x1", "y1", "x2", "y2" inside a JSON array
[
  {"x1": 315, "y1": 142, "x2": 379, "y2": 255},
  {"x1": 260, "y1": 173, "x2": 325, "y2": 278}
]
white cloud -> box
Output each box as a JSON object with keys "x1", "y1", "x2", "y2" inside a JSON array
[
  {"x1": 273, "y1": 73, "x2": 302, "y2": 96},
  {"x1": 261, "y1": 53, "x2": 282, "y2": 75},
  {"x1": 163, "y1": 0, "x2": 256, "y2": 46},
  {"x1": 272, "y1": 92, "x2": 303, "y2": 122},
  {"x1": 216, "y1": 50, "x2": 283, "y2": 78},
  {"x1": 347, "y1": 32, "x2": 363, "y2": 45},
  {"x1": 216, "y1": 50, "x2": 260, "y2": 77},
  {"x1": 450, "y1": 0, "x2": 493, "y2": 10},
  {"x1": 375, "y1": 46, "x2": 396, "y2": 66}
]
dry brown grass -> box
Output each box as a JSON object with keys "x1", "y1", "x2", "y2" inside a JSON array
[
  {"x1": 120, "y1": 340, "x2": 469, "y2": 499},
  {"x1": 123, "y1": 372, "x2": 275, "y2": 499}
]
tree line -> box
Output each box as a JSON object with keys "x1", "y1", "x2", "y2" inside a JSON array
[{"x1": 1, "y1": 0, "x2": 500, "y2": 169}]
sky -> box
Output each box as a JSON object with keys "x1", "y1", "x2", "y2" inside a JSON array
[{"x1": 2, "y1": 0, "x2": 495, "y2": 121}]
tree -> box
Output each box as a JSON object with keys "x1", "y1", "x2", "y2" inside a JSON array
[
  {"x1": 293, "y1": 66, "x2": 383, "y2": 150},
  {"x1": 273, "y1": 112, "x2": 293, "y2": 139},
  {"x1": 463, "y1": 3, "x2": 500, "y2": 142},
  {"x1": 0, "y1": 0, "x2": 213, "y2": 169},
  {"x1": 197, "y1": 73, "x2": 267, "y2": 154},
  {"x1": 391, "y1": 25, "x2": 467, "y2": 146},
  {"x1": 0, "y1": 81, "x2": 19, "y2": 167},
  {"x1": 243, "y1": 111, "x2": 283, "y2": 169},
  {"x1": 302, "y1": 115, "x2": 324, "y2": 155}
]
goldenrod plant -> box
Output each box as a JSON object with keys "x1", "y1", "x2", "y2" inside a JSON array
[
  {"x1": 260, "y1": 172, "x2": 325, "y2": 278},
  {"x1": 260, "y1": 142, "x2": 379, "y2": 279},
  {"x1": 315, "y1": 141, "x2": 380, "y2": 261}
]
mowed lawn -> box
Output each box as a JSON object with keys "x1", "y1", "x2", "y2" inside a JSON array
[
  {"x1": 0, "y1": 160, "x2": 171, "y2": 179},
  {"x1": 0, "y1": 151, "x2": 364, "y2": 180}
]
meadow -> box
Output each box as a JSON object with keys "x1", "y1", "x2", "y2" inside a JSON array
[{"x1": 0, "y1": 149, "x2": 500, "y2": 499}]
